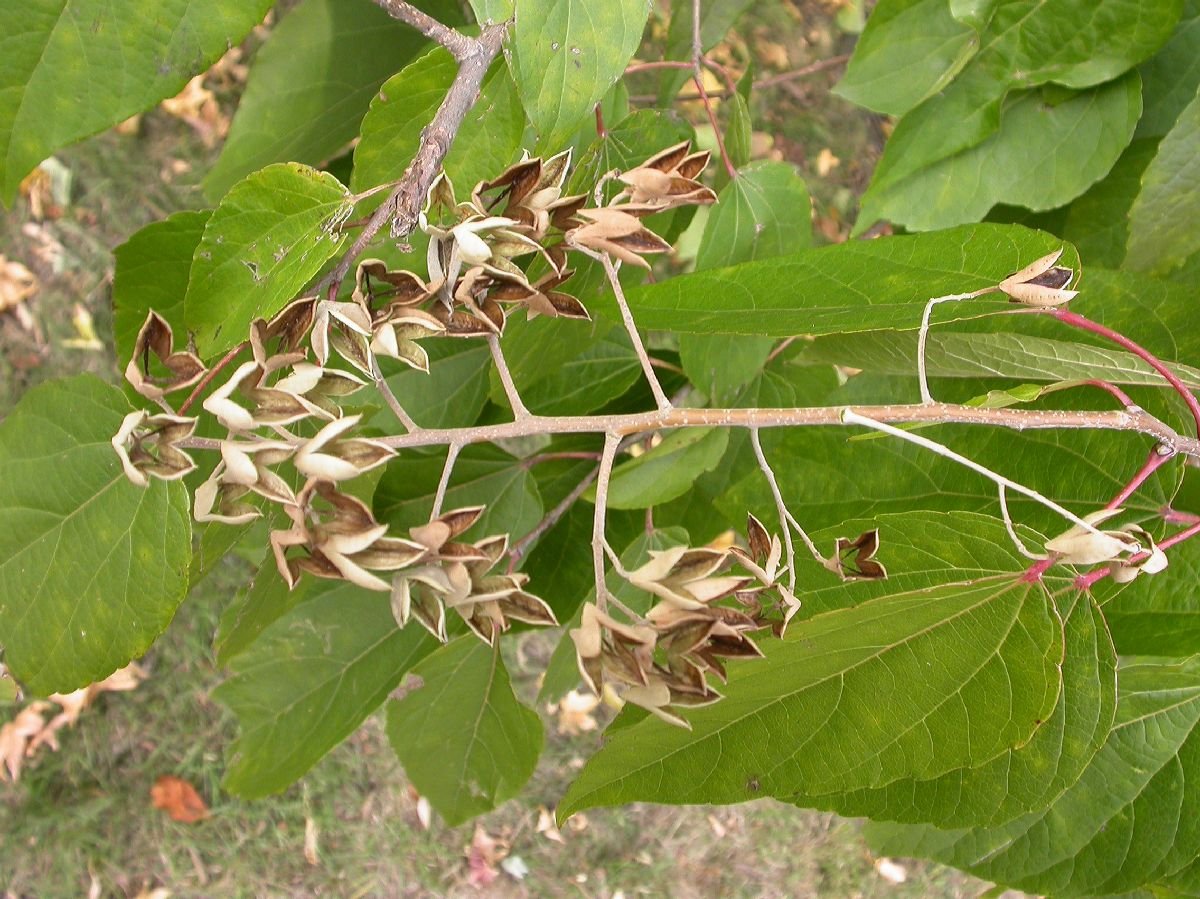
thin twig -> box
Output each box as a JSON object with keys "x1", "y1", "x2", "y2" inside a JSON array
[
  {"x1": 374, "y1": 373, "x2": 417, "y2": 432},
  {"x1": 487, "y1": 333, "x2": 531, "y2": 420},
  {"x1": 750, "y1": 428, "x2": 798, "y2": 591},
  {"x1": 842, "y1": 409, "x2": 1134, "y2": 544},
  {"x1": 431, "y1": 442, "x2": 461, "y2": 519},
  {"x1": 508, "y1": 466, "x2": 600, "y2": 568},
  {"x1": 592, "y1": 432, "x2": 621, "y2": 611},
  {"x1": 998, "y1": 486, "x2": 1043, "y2": 560},
  {"x1": 754, "y1": 54, "x2": 851, "y2": 88},
  {"x1": 596, "y1": 252, "x2": 673, "y2": 412},
  {"x1": 690, "y1": 0, "x2": 737, "y2": 179},
  {"x1": 917, "y1": 289, "x2": 996, "y2": 403},
  {"x1": 178, "y1": 342, "x2": 246, "y2": 414}
]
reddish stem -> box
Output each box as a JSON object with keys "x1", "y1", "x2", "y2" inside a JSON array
[
  {"x1": 1074, "y1": 519, "x2": 1200, "y2": 591},
  {"x1": 1020, "y1": 556, "x2": 1057, "y2": 583},
  {"x1": 1050, "y1": 309, "x2": 1200, "y2": 438},
  {"x1": 1163, "y1": 507, "x2": 1200, "y2": 526},
  {"x1": 1105, "y1": 447, "x2": 1174, "y2": 510},
  {"x1": 178, "y1": 342, "x2": 246, "y2": 414},
  {"x1": 692, "y1": 74, "x2": 737, "y2": 179},
  {"x1": 1078, "y1": 379, "x2": 1137, "y2": 409}
]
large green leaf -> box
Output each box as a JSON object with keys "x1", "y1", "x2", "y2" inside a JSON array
[
  {"x1": 835, "y1": 0, "x2": 979, "y2": 116},
  {"x1": 860, "y1": 0, "x2": 1181, "y2": 219},
  {"x1": 386, "y1": 636, "x2": 543, "y2": 825},
  {"x1": 0, "y1": 375, "x2": 191, "y2": 694},
  {"x1": 184, "y1": 163, "x2": 350, "y2": 357},
  {"x1": 215, "y1": 582, "x2": 437, "y2": 797},
  {"x1": 803, "y1": 329, "x2": 1200, "y2": 389},
  {"x1": 626, "y1": 224, "x2": 1074, "y2": 337},
  {"x1": 351, "y1": 47, "x2": 524, "y2": 194},
  {"x1": 694, "y1": 161, "x2": 813, "y2": 269},
  {"x1": 203, "y1": 0, "x2": 444, "y2": 201},
  {"x1": 519, "y1": 328, "x2": 641, "y2": 415},
  {"x1": 0, "y1": 0, "x2": 273, "y2": 201},
  {"x1": 213, "y1": 559, "x2": 310, "y2": 666},
  {"x1": 869, "y1": 658, "x2": 1200, "y2": 896},
  {"x1": 375, "y1": 444, "x2": 544, "y2": 541},
  {"x1": 795, "y1": 591, "x2": 1116, "y2": 830},
  {"x1": 112, "y1": 210, "x2": 211, "y2": 367},
  {"x1": 1136, "y1": 1, "x2": 1200, "y2": 138},
  {"x1": 559, "y1": 575, "x2": 1063, "y2": 818},
  {"x1": 860, "y1": 72, "x2": 1143, "y2": 232},
  {"x1": 1126, "y1": 85, "x2": 1200, "y2": 275},
  {"x1": 376, "y1": 342, "x2": 491, "y2": 431},
  {"x1": 795, "y1": 511, "x2": 1074, "y2": 619},
  {"x1": 588, "y1": 428, "x2": 730, "y2": 510},
  {"x1": 510, "y1": 0, "x2": 650, "y2": 150}
]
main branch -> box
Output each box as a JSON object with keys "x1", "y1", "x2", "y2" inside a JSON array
[{"x1": 319, "y1": 17, "x2": 509, "y2": 300}]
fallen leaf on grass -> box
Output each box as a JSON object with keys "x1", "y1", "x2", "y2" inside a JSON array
[
  {"x1": 304, "y1": 816, "x2": 319, "y2": 866},
  {"x1": 62, "y1": 303, "x2": 104, "y2": 351},
  {"x1": 0, "y1": 663, "x2": 146, "y2": 780},
  {"x1": 466, "y1": 825, "x2": 508, "y2": 889},
  {"x1": 151, "y1": 775, "x2": 209, "y2": 823},
  {"x1": 0, "y1": 702, "x2": 52, "y2": 781}
]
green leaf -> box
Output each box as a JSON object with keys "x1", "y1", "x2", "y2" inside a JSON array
[
  {"x1": 1054, "y1": 137, "x2": 1160, "y2": 268},
  {"x1": 1103, "y1": 538, "x2": 1200, "y2": 657},
  {"x1": 376, "y1": 342, "x2": 491, "y2": 431},
  {"x1": 0, "y1": 0, "x2": 273, "y2": 201},
  {"x1": 589, "y1": 428, "x2": 730, "y2": 510},
  {"x1": 1126, "y1": 86, "x2": 1200, "y2": 275},
  {"x1": 510, "y1": 0, "x2": 650, "y2": 150},
  {"x1": 520, "y1": 328, "x2": 641, "y2": 415},
  {"x1": 184, "y1": 162, "x2": 350, "y2": 358},
  {"x1": 626, "y1": 224, "x2": 1074, "y2": 337},
  {"x1": 794, "y1": 591, "x2": 1116, "y2": 830},
  {"x1": 860, "y1": 72, "x2": 1143, "y2": 232},
  {"x1": 375, "y1": 444, "x2": 544, "y2": 541},
  {"x1": 795, "y1": 511, "x2": 1073, "y2": 619},
  {"x1": 0, "y1": 375, "x2": 191, "y2": 694},
  {"x1": 203, "y1": 0, "x2": 446, "y2": 201},
  {"x1": 216, "y1": 582, "x2": 437, "y2": 797},
  {"x1": 1136, "y1": 2, "x2": 1200, "y2": 138},
  {"x1": 112, "y1": 210, "x2": 212, "y2": 367},
  {"x1": 558, "y1": 576, "x2": 1063, "y2": 818},
  {"x1": 835, "y1": 0, "x2": 979, "y2": 116},
  {"x1": 214, "y1": 560, "x2": 310, "y2": 666},
  {"x1": 804, "y1": 329, "x2": 1200, "y2": 389},
  {"x1": 352, "y1": 47, "x2": 525, "y2": 194},
  {"x1": 860, "y1": 0, "x2": 1181, "y2": 215},
  {"x1": 387, "y1": 636, "x2": 542, "y2": 825},
  {"x1": 695, "y1": 161, "x2": 813, "y2": 269},
  {"x1": 724, "y1": 92, "x2": 752, "y2": 170},
  {"x1": 868, "y1": 658, "x2": 1200, "y2": 896},
  {"x1": 679, "y1": 334, "x2": 775, "y2": 403}
]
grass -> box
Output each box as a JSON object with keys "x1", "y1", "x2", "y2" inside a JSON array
[{"x1": 3, "y1": 3, "x2": 1000, "y2": 896}]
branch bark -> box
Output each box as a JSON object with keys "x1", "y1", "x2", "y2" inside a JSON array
[{"x1": 319, "y1": 17, "x2": 509, "y2": 301}]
